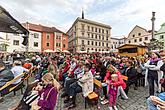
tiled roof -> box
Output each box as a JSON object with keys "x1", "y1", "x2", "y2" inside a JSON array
[{"x1": 22, "y1": 22, "x2": 65, "y2": 34}]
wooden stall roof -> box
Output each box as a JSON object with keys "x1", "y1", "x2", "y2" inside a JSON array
[{"x1": 117, "y1": 44, "x2": 147, "y2": 49}]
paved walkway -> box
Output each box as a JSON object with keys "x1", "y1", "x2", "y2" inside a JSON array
[
  {"x1": 56, "y1": 86, "x2": 148, "y2": 110},
  {"x1": 0, "y1": 86, "x2": 149, "y2": 110}
]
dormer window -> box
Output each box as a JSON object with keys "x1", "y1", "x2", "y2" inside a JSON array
[
  {"x1": 138, "y1": 33, "x2": 141, "y2": 36},
  {"x1": 133, "y1": 34, "x2": 135, "y2": 37}
]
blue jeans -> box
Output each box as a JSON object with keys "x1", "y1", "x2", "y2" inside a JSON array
[
  {"x1": 147, "y1": 92, "x2": 165, "y2": 110},
  {"x1": 147, "y1": 97, "x2": 157, "y2": 110}
]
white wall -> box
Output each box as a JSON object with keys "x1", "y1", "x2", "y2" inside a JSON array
[
  {"x1": 28, "y1": 30, "x2": 42, "y2": 52},
  {"x1": 1, "y1": 30, "x2": 42, "y2": 53}
]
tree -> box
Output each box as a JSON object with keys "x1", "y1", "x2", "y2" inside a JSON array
[{"x1": 146, "y1": 38, "x2": 163, "y2": 51}]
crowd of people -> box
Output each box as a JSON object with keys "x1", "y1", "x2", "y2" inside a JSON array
[{"x1": 0, "y1": 50, "x2": 165, "y2": 110}]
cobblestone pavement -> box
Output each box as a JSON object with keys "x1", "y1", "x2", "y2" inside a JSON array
[{"x1": 0, "y1": 86, "x2": 149, "y2": 110}]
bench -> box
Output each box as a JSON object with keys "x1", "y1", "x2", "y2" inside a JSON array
[
  {"x1": 84, "y1": 78, "x2": 102, "y2": 108},
  {"x1": 0, "y1": 72, "x2": 25, "y2": 96}
]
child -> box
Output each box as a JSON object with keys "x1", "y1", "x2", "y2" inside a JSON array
[{"x1": 108, "y1": 74, "x2": 119, "y2": 110}]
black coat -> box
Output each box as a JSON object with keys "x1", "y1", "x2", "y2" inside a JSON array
[{"x1": 125, "y1": 67, "x2": 137, "y2": 83}]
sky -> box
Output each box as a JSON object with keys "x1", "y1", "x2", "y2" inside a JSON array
[{"x1": 0, "y1": 0, "x2": 165, "y2": 38}]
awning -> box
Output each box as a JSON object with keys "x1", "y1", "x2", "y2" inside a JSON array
[
  {"x1": 0, "y1": 5, "x2": 29, "y2": 35},
  {"x1": 62, "y1": 50, "x2": 70, "y2": 53},
  {"x1": 44, "y1": 49, "x2": 54, "y2": 52}
]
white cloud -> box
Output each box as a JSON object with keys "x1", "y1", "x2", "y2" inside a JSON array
[{"x1": 0, "y1": 0, "x2": 165, "y2": 36}]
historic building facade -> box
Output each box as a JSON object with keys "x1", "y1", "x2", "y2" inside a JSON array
[
  {"x1": 67, "y1": 17, "x2": 111, "y2": 53},
  {"x1": 110, "y1": 37, "x2": 126, "y2": 52},
  {"x1": 155, "y1": 23, "x2": 165, "y2": 49},
  {"x1": 126, "y1": 25, "x2": 152, "y2": 46},
  {"x1": 22, "y1": 23, "x2": 68, "y2": 52}
]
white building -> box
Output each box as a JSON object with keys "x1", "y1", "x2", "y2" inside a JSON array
[
  {"x1": 126, "y1": 25, "x2": 152, "y2": 45},
  {"x1": 0, "y1": 30, "x2": 42, "y2": 53},
  {"x1": 110, "y1": 36, "x2": 126, "y2": 52},
  {"x1": 28, "y1": 30, "x2": 42, "y2": 52}
]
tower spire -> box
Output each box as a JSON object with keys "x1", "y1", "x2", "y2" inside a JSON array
[{"x1": 82, "y1": 8, "x2": 84, "y2": 19}]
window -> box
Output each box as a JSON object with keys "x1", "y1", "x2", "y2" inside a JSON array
[
  {"x1": 99, "y1": 42, "x2": 101, "y2": 46},
  {"x1": 99, "y1": 35, "x2": 101, "y2": 39},
  {"x1": 95, "y1": 35, "x2": 97, "y2": 39},
  {"x1": 63, "y1": 44, "x2": 66, "y2": 48},
  {"x1": 81, "y1": 24, "x2": 85, "y2": 30},
  {"x1": 88, "y1": 33, "x2": 90, "y2": 37},
  {"x1": 106, "y1": 30, "x2": 108, "y2": 34},
  {"x1": 99, "y1": 28, "x2": 101, "y2": 33},
  {"x1": 106, "y1": 43, "x2": 108, "y2": 47},
  {"x1": 134, "y1": 39, "x2": 137, "y2": 42},
  {"x1": 128, "y1": 40, "x2": 131, "y2": 43},
  {"x1": 102, "y1": 29, "x2": 104, "y2": 33},
  {"x1": 102, "y1": 35, "x2": 104, "y2": 40},
  {"x1": 102, "y1": 42, "x2": 104, "y2": 46},
  {"x1": 91, "y1": 41, "x2": 94, "y2": 45},
  {"x1": 99, "y1": 49, "x2": 101, "y2": 51},
  {"x1": 111, "y1": 46, "x2": 113, "y2": 49},
  {"x1": 87, "y1": 48, "x2": 90, "y2": 50},
  {"x1": 92, "y1": 27, "x2": 94, "y2": 31},
  {"x1": 95, "y1": 42, "x2": 97, "y2": 46},
  {"x1": 34, "y1": 33, "x2": 39, "y2": 38},
  {"x1": 145, "y1": 37, "x2": 148, "y2": 40},
  {"x1": 133, "y1": 34, "x2": 135, "y2": 37},
  {"x1": 88, "y1": 41, "x2": 90, "y2": 45},
  {"x1": 160, "y1": 35, "x2": 164, "y2": 39},
  {"x1": 34, "y1": 42, "x2": 38, "y2": 47},
  {"x1": 46, "y1": 43, "x2": 50, "y2": 47},
  {"x1": 91, "y1": 34, "x2": 94, "y2": 38},
  {"x1": 88, "y1": 26, "x2": 90, "y2": 31},
  {"x1": 46, "y1": 34, "x2": 50, "y2": 39},
  {"x1": 106, "y1": 36, "x2": 108, "y2": 40},
  {"x1": 138, "y1": 33, "x2": 141, "y2": 36},
  {"x1": 91, "y1": 48, "x2": 93, "y2": 50},
  {"x1": 82, "y1": 32, "x2": 84, "y2": 36},
  {"x1": 82, "y1": 40, "x2": 84, "y2": 45},
  {"x1": 95, "y1": 48, "x2": 97, "y2": 52},
  {"x1": 139, "y1": 38, "x2": 142, "y2": 42},
  {"x1": 13, "y1": 40, "x2": 19, "y2": 45},
  {"x1": 95, "y1": 28, "x2": 97, "y2": 32},
  {"x1": 102, "y1": 49, "x2": 104, "y2": 51},
  {"x1": 56, "y1": 43, "x2": 58, "y2": 47}
]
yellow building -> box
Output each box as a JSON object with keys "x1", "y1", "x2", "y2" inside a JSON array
[{"x1": 118, "y1": 44, "x2": 147, "y2": 57}]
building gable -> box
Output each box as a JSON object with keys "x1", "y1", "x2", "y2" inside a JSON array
[{"x1": 127, "y1": 25, "x2": 149, "y2": 39}]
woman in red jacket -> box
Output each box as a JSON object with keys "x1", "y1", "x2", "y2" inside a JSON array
[{"x1": 104, "y1": 64, "x2": 128, "y2": 100}]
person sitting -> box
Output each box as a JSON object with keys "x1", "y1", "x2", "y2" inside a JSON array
[
  {"x1": 11, "y1": 60, "x2": 29, "y2": 85},
  {"x1": 147, "y1": 92, "x2": 165, "y2": 110},
  {"x1": 64, "y1": 63, "x2": 93, "y2": 109},
  {"x1": 0, "y1": 61, "x2": 14, "y2": 101},
  {"x1": 61, "y1": 61, "x2": 84, "y2": 100},
  {"x1": 0, "y1": 61, "x2": 14, "y2": 88},
  {"x1": 124, "y1": 60, "x2": 138, "y2": 95},
  {"x1": 31, "y1": 73, "x2": 61, "y2": 110}
]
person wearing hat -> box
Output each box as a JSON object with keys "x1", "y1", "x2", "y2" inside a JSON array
[
  {"x1": 144, "y1": 52, "x2": 164, "y2": 97},
  {"x1": 11, "y1": 60, "x2": 29, "y2": 85}
]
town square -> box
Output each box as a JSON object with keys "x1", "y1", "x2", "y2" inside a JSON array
[{"x1": 0, "y1": 0, "x2": 165, "y2": 110}]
